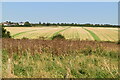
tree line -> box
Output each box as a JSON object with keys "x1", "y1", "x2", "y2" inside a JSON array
[
  {"x1": 2, "y1": 21, "x2": 120, "y2": 28},
  {"x1": 32, "y1": 22, "x2": 119, "y2": 28}
]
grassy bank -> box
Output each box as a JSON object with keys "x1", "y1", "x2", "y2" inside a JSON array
[{"x1": 2, "y1": 39, "x2": 119, "y2": 78}]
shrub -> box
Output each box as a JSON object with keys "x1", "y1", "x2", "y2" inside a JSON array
[
  {"x1": 22, "y1": 37, "x2": 28, "y2": 39},
  {"x1": 24, "y1": 21, "x2": 31, "y2": 27},
  {"x1": 1, "y1": 27, "x2": 11, "y2": 38},
  {"x1": 39, "y1": 37, "x2": 46, "y2": 40},
  {"x1": 51, "y1": 34, "x2": 65, "y2": 40},
  {"x1": 117, "y1": 40, "x2": 120, "y2": 44}
]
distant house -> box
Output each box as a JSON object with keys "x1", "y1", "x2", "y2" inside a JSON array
[
  {"x1": 3, "y1": 21, "x2": 19, "y2": 26},
  {"x1": 3, "y1": 22, "x2": 11, "y2": 26},
  {"x1": 19, "y1": 22, "x2": 24, "y2": 25}
]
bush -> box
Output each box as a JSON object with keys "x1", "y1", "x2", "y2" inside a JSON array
[
  {"x1": 51, "y1": 34, "x2": 65, "y2": 40},
  {"x1": 117, "y1": 40, "x2": 120, "y2": 44},
  {"x1": 24, "y1": 21, "x2": 31, "y2": 27},
  {"x1": 1, "y1": 27, "x2": 11, "y2": 38},
  {"x1": 22, "y1": 37, "x2": 28, "y2": 39},
  {"x1": 39, "y1": 37, "x2": 46, "y2": 40}
]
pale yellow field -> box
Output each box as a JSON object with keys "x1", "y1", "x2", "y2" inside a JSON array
[
  {"x1": 5, "y1": 26, "x2": 118, "y2": 42},
  {"x1": 4, "y1": 27, "x2": 48, "y2": 35},
  {"x1": 14, "y1": 27, "x2": 65, "y2": 39},
  {"x1": 84, "y1": 27, "x2": 118, "y2": 41},
  {"x1": 60, "y1": 27, "x2": 94, "y2": 40}
]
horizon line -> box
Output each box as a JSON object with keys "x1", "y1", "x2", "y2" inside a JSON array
[{"x1": 1, "y1": 21, "x2": 119, "y2": 25}]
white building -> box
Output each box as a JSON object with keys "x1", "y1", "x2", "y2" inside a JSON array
[
  {"x1": 19, "y1": 22, "x2": 24, "y2": 25},
  {"x1": 3, "y1": 22, "x2": 11, "y2": 26}
]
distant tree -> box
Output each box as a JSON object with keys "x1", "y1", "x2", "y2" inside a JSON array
[
  {"x1": 31, "y1": 21, "x2": 119, "y2": 28},
  {"x1": 42, "y1": 23, "x2": 46, "y2": 26},
  {"x1": 57, "y1": 23, "x2": 60, "y2": 26},
  {"x1": 16, "y1": 23, "x2": 19, "y2": 26},
  {"x1": 71, "y1": 23, "x2": 74, "y2": 26},
  {"x1": 24, "y1": 21, "x2": 31, "y2": 26},
  {"x1": 39, "y1": 22, "x2": 41, "y2": 24},
  {"x1": 46, "y1": 23, "x2": 50, "y2": 26},
  {"x1": 8, "y1": 21, "x2": 12, "y2": 24}
]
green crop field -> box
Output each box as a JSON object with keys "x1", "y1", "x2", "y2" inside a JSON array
[{"x1": 5, "y1": 26, "x2": 118, "y2": 42}]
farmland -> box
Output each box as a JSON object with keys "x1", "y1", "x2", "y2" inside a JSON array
[
  {"x1": 5, "y1": 26, "x2": 118, "y2": 42},
  {"x1": 2, "y1": 1, "x2": 120, "y2": 79},
  {"x1": 2, "y1": 26, "x2": 119, "y2": 78}
]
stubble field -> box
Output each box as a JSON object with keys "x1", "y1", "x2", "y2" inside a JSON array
[{"x1": 5, "y1": 26, "x2": 118, "y2": 42}]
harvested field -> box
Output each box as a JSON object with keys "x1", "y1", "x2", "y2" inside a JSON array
[{"x1": 5, "y1": 26, "x2": 118, "y2": 42}]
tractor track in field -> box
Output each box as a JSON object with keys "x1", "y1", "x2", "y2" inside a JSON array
[
  {"x1": 12, "y1": 28, "x2": 51, "y2": 38},
  {"x1": 50, "y1": 27, "x2": 71, "y2": 39},
  {"x1": 90, "y1": 29, "x2": 110, "y2": 41},
  {"x1": 82, "y1": 27, "x2": 101, "y2": 41},
  {"x1": 12, "y1": 27, "x2": 70, "y2": 39},
  {"x1": 12, "y1": 30, "x2": 38, "y2": 38},
  {"x1": 33, "y1": 27, "x2": 70, "y2": 39},
  {"x1": 76, "y1": 29, "x2": 80, "y2": 40}
]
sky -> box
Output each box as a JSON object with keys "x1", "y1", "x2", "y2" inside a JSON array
[
  {"x1": 2, "y1": 2, "x2": 118, "y2": 25},
  {"x1": 1, "y1": 0, "x2": 120, "y2": 2}
]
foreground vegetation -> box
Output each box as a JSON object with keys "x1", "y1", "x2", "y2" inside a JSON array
[{"x1": 2, "y1": 38, "x2": 119, "y2": 78}]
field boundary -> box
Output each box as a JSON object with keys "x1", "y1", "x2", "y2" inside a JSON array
[
  {"x1": 12, "y1": 30, "x2": 39, "y2": 38},
  {"x1": 83, "y1": 28, "x2": 101, "y2": 41}
]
